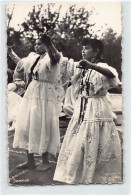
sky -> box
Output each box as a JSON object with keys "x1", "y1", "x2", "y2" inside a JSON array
[{"x1": 6, "y1": 2, "x2": 122, "y2": 37}]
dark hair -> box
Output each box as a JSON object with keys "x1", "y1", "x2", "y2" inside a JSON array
[{"x1": 82, "y1": 38, "x2": 104, "y2": 56}]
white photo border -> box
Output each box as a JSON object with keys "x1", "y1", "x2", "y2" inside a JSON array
[{"x1": 0, "y1": 1, "x2": 131, "y2": 194}]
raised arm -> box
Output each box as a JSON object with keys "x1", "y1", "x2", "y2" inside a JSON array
[
  {"x1": 41, "y1": 35, "x2": 61, "y2": 65},
  {"x1": 13, "y1": 59, "x2": 24, "y2": 82},
  {"x1": 78, "y1": 59, "x2": 115, "y2": 79},
  {"x1": 7, "y1": 47, "x2": 21, "y2": 64}
]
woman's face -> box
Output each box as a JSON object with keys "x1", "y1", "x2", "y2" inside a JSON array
[
  {"x1": 35, "y1": 39, "x2": 46, "y2": 55},
  {"x1": 82, "y1": 45, "x2": 95, "y2": 61}
]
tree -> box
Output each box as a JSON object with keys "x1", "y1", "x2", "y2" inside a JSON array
[
  {"x1": 7, "y1": 3, "x2": 122, "y2": 83},
  {"x1": 19, "y1": 3, "x2": 96, "y2": 60},
  {"x1": 102, "y1": 28, "x2": 122, "y2": 80}
]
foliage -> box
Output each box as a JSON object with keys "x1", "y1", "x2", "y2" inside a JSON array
[
  {"x1": 7, "y1": 3, "x2": 95, "y2": 72},
  {"x1": 19, "y1": 4, "x2": 95, "y2": 60},
  {"x1": 102, "y1": 28, "x2": 122, "y2": 80},
  {"x1": 7, "y1": 3, "x2": 122, "y2": 81}
]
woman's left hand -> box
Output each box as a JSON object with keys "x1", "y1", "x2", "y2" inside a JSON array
[{"x1": 77, "y1": 59, "x2": 91, "y2": 70}]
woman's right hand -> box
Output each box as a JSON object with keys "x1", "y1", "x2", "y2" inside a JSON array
[{"x1": 77, "y1": 59, "x2": 91, "y2": 70}]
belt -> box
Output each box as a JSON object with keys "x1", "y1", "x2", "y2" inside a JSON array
[
  {"x1": 32, "y1": 78, "x2": 53, "y2": 84},
  {"x1": 79, "y1": 95, "x2": 106, "y2": 98}
]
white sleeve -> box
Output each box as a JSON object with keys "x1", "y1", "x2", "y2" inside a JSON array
[{"x1": 97, "y1": 62, "x2": 120, "y2": 89}]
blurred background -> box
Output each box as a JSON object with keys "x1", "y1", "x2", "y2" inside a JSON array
[{"x1": 6, "y1": 2, "x2": 122, "y2": 83}]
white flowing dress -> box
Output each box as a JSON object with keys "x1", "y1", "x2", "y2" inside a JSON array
[
  {"x1": 54, "y1": 62, "x2": 122, "y2": 184},
  {"x1": 13, "y1": 52, "x2": 60, "y2": 155}
]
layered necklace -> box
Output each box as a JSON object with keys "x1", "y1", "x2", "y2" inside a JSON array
[{"x1": 79, "y1": 69, "x2": 92, "y2": 124}]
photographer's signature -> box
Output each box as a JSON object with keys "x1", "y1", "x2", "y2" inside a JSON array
[{"x1": 11, "y1": 179, "x2": 29, "y2": 184}]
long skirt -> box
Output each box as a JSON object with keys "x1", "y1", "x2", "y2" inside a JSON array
[
  {"x1": 53, "y1": 96, "x2": 122, "y2": 184},
  {"x1": 13, "y1": 80, "x2": 60, "y2": 155}
]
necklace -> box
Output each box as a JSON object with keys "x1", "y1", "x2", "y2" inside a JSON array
[
  {"x1": 85, "y1": 69, "x2": 93, "y2": 95},
  {"x1": 79, "y1": 69, "x2": 92, "y2": 124}
]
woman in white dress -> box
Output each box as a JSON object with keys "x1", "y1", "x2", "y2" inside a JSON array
[
  {"x1": 53, "y1": 39, "x2": 122, "y2": 184},
  {"x1": 13, "y1": 35, "x2": 61, "y2": 171}
]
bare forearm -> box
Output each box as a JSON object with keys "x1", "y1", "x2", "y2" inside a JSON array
[
  {"x1": 46, "y1": 47, "x2": 57, "y2": 65},
  {"x1": 91, "y1": 63, "x2": 115, "y2": 78},
  {"x1": 41, "y1": 35, "x2": 61, "y2": 64},
  {"x1": 85, "y1": 61, "x2": 115, "y2": 78},
  {"x1": 48, "y1": 43, "x2": 61, "y2": 63}
]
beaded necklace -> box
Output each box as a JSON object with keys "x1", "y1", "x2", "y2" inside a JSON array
[
  {"x1": 79, "y1": 69, "x2": 92, "y2": 124},
  {"x1": 78, "y1": 56, "x2": 103, "y2": 124}
]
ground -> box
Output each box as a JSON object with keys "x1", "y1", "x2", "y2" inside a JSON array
[
  {"x1": 8, "y1": 116, "x2": 122, "y2": 186},
  {"x1": 8, "y1": 117, "x2": 70, "y2": 186}
]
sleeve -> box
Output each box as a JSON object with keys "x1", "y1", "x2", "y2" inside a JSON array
[
  {"x1": 93, "y1": 63, "x2": 120, "y2": 92},
  {"x1": 13, "y1": 59, "x2": 25, "y2": 81},
  {"x1": 67, "y1": 59, "x2": 74, "y2": 77},
  {"x1": 58, "y1": 55, "x2": 70, "y2": 90},
  {"x1": 59, "y1": 55, "x2": 69, "y2": 75},
  {"x1": 100, "y1": 63, "x2": 120, "y2": 87},
  {"x1": 59, "y1": 55, "x2": 79, "y2": 77},
  {"x1": 58, "y1": 55, "x2": 81, "y2": 91},
  {"x1": 13, "y1": 52, "x2": 38, "y2": 84}
]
